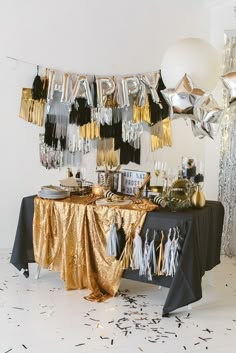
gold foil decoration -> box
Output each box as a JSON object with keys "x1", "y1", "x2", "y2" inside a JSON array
[
  {"x1": 133, "y1": 96, "x2": 151, "y2": 124},
  {"x1": 151, "y1": 117, "x2": 172, "y2": 151},
  {"x1": 97, "y1": 138, "x2": 119, "y2": 168},
  {"x1": 19, "y1": 88, "x2": 45, "y2": 127},
  {"x1": 79, "y1": 122, "x2": 100, "y2": 139},
  {"x1": 33, "y1": 196, "x2": 148, "y2": 301}
]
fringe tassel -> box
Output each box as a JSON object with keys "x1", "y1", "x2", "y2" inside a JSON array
[
  {"x1": 151, "y1": 118, "x2": 172, "y2": 151},
  {"x1": 133, "y1": 96, "x2": 151, "y2": 124},
  {"x1": 139, "y1": 229, "x2": 154, "y2": 280},
  {"x1": 156, "y1": 231, "x2": 165, "y2": 275},
  {"x1": 118, "y1": 224, "x2": 136, "y2": 269},
  {"x1": 96, "y1": 138, "x2": 119, "y2": 168},
  {"x1": 161, "y1": 227, "x2": 180, "y2": 277},
  {"x1": 130, "y1": 227, "x2": 143, "y2": 271},
  {"x1": 161, "y1": 228, "x2": 172, "y2": 275},
  {"x1": 107, "y1": 223, "x2": 118, "y2": 257}
]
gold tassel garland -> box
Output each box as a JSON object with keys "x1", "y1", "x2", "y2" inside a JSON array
[
  {"x1": 19, "y1": 88, "x2": 45, "y2": 127},
  {"x1": 151, "y1": 117, "x2": 172, "y2": 151},
  {"x1": 133, "y1": 96, "x2": 151, "y2": 124},
  {"x1": 79, "y1": 122, "x2": 100, "y2": 140},
  {"x1": 97, "y1": 138, "x2": 119, "y2": 168}
]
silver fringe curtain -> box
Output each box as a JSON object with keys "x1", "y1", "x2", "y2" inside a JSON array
[{"x1": 218, "y1": 30, "x2": 236, "y2": 256}]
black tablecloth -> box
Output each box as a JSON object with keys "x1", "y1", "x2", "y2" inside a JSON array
[{"x1": 10, "y1": 196, "x2": 224, "y2": 316}]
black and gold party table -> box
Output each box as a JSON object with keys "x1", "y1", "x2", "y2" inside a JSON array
[{"x1": 10, "y1": 195, "x2": 224, "y2": 316}]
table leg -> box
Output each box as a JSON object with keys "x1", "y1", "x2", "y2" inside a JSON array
[{"x1": 35, "y1": 265, "x2": 41, "y2": 280}]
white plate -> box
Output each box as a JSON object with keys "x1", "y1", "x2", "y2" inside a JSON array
[
  {"x1": 96, "y1": 198, "x2": 133, "y2": 206},
  {"x1": 38, "y1": 191, "x2": 70, "y2": 200}
]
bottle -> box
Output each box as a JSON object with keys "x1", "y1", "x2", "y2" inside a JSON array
[
  {"x1": 75, "y1": 169, "x2": 80, "y2": 179},
  {"x1": 66, "y1": 168, "x2": 73, "y2": 178},
  {"x1": 162, "y1": 172, "x2": 168, "y2": 194},
  {"x1": 178, "y1": 166, "x2": 183, "y2": 179}
]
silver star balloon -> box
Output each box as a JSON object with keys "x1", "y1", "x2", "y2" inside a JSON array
[
  {"x1": 161, "y1": 73, "x2": 206, "y2": 119},
  {"x1": 221, "y1": 71, "x2": 236, "y2": 105},
  {"x1": 191, "y1": 94, "x2": 223, "y2": 139}
]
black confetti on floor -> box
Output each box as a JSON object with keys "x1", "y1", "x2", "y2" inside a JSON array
[
  {"x1": 75, "y1": 343, "x2": 85, "y2": 346},
  {"x1": 22, "y1": 344, "x2": 27, "y2": 349},
  {"x1": 203, "y1": 328, "x2": 213, "y2": 333},
  {"x1": 198, "y1": 337, "x2": 212, "y2": 342},
  {"x1": 4, "y1": 349, "x2": 13, "y2": 353}
]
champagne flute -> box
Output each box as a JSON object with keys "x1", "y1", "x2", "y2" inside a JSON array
[
  {"x1": 167, "y1": 167, "x2": 177, "y2": 187},
  {"x1": 154, "y1": 160, "x2": 162, "y2": 184},
  {"x1": 80, "y1": 167, "x2": 87, "y2": 183}
]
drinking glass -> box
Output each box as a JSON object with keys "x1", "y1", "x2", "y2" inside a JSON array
[
  {"x1": 167, "y1": 167, "x2": 177, "y2": 187},
  {"x1": 154, "y1": 160, "x2": 161, "y2": 179},
  {"x1": 80, "y1": 167, "x2": 87, "y2": 182}
]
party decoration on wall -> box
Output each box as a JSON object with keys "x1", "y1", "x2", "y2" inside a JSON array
[
  {"x1": 221, "y1": 71, "x2": 236, "y2": 106},
  {"x1": 13, "y1": 34, "x2": 225, "y2": 172},
  {"x1": 121, "y1": 75, "x2": 139, "y2": 108},
  {"x1": 133, "y1": 96, "x2": 151, "y2": 124},
  {"x1": 218, "y1": 29, "x2": 236, "y2": 257},
  {"x1": 19, "y1": 88, "x2": 45, "y2": 126},
  {"x1": 161, "y1": 73, "x2": 206, "y2": 118},
  {"x1": 192, "y1": 94, "x2": 223, "y2": 139},
  {"x1": 96, "y1": 76, "x2": 115, "y2": 108},
  {"x1": 39, "y1": 133, "x2": 63, "y2": 169},
  {"x1": 151, "y1": 118, "x2": 172, "y2": 151},
  {"x1": 140, "y1": 71, "x2": 161, "y2": 106},
  {"x1": 97, "y1": 138, "x2": 119, "y2": 168},
  {"x1": 61, "y1": 73, "x2": 72, "y2": 103},
  {"x1": 47, "y1": 70, "x2": 56, "y2": 101},
  {"x1": 32, "y1": 66, "x2": 44, "y2": 100},
  {"x1": 71, "y1": 75, "x2": 93, "y2": 106},
  {"x1": 161, "y1": 37, "x2": 221, "y2": 91}
]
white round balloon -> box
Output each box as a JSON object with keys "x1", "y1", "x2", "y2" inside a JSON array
[{"x1": 161, "y1": 38, "x2": 221, "y2": 91}]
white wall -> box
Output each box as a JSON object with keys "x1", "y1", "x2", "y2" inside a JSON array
[{"x1": 0, "y1": 0, "x2": 212, "y2": 248}]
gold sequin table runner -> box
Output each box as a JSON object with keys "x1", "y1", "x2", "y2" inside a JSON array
[{"x1": 33, "y1": 195, "x2": 156, "y2": 301}]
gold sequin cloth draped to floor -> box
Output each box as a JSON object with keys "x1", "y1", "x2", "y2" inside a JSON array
[{"x1": 33, "y1": 195, "x2": 156, "y2": 301}]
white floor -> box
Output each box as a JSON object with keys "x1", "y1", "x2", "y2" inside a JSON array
[{"x1": 0, "y1": 250, "x2": 236, "y2": 353}]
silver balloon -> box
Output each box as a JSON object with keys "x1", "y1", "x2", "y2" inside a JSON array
[
  {"x1": 47, "y1": 70, "x2": 56, "y2": 101},
  {"x1": 113, "y1": 76, "x2": 124, "y2": 108},
  {"x1": 96, "y1": 77, "x2": 115, "y2": 108},
  {"x1": 61, "y1": 73, "x2": 72, "y2": 103},
  {"x1": 71, "y1": 75, "x2": 93, "y2": 107},
  {"x1": 140, "y1": 72, "x2": 160, "y2": 105},
  {"x1": 137, "y1": 82, "x2": 146, "y2": 107},
  {"x1": 221, "y1": 71, "x2": 236, "y2": 105},
  {"x1": 192, "y1": 94, "x2": 223, "y2": 139},
  {"x1": 121, "y1": 76, "x2": 140, "y2": 107},
  {"x1": 191, "y1": 120, "x2": 215, "y2": 139},
  {"x1": 161, "y1": 73, "x2": 206, "y2": 119}
]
